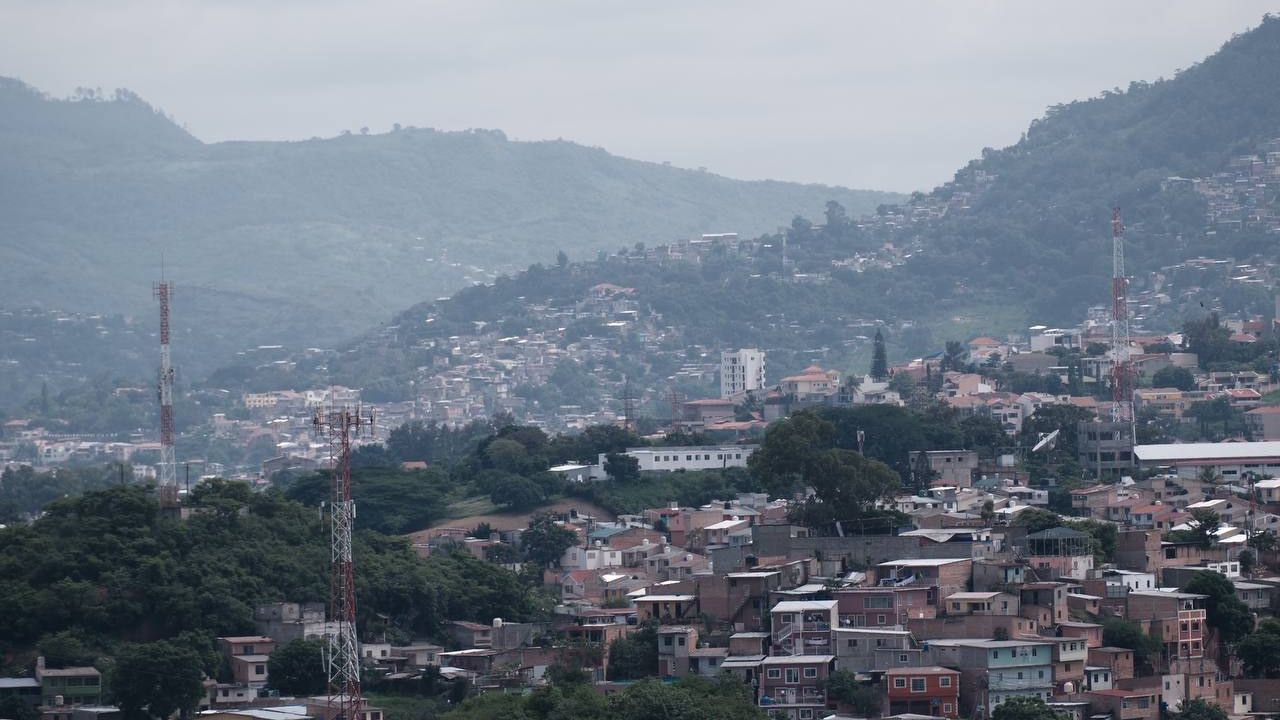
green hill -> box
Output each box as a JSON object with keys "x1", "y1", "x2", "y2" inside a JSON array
[
  {"x1": 898, "y1": 14, "x2": 1280, "y2": 324},
  {"x1": 0, "y1": 77, "x2": 898, "y2": 362}
]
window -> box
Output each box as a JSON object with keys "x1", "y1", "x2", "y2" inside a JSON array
[
  {"x1": 677, "y1": 637, "x2": 685, "y2": 646},
  {"x1": 664, "y1": 636, "x2": 673, "y2": 646},
  {"x1": 877, "y1": 614, "x2": 887, "y2": 625},
  {"x1": 900, "y1": 654, "x2": 909, "y2": 663},
  {"x1": 848, "y1": 639, "x2": 858, "y2": 648},
  {"x1": 894, "y1": 678, "x2": 907, "y2": 689},
  {"x1": 911, "y1": 678, "x2": 927, "y2": 693},
  {"x1": 865, "y1": 596, "x2": 893, "y2": 609},
  {"x1": 992, "y1": 650, "x2": 1000, "y2": 659},
  {"x1": 943, "y1": 704, "x2": 953, "y2": 715},
  {"x1": 804, "y1": 667, "x2": 818, "y2": 678},
  {"x1": 876, "y1": 639, "x2": 887, "y2": 648},
  {"x1": 940, "y1": 676, "x2": 952, "y2": 688},
  {"x1": 799, "y1": 710, "x2": 813, "y2": 720},
  {"x1": 785, "y1": 668, "x2": 799, "y2": 683},
  {"x1": 767, "y1": 668, "x2": 781, "y2": 679},
  {"x1": 255, "y1": 664, "x2": 266, "y2": 675}
]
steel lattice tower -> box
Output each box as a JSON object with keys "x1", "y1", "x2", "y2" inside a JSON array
[
  {"x1": 1109, "y1": 208, "x2": 1134, "y2": 431},
  {"x1": 314, "y1": 406, "x2": 373, "y2": 720},
  {"x1": 153, "y1": 281, "x2": 178, "y2": 505}
]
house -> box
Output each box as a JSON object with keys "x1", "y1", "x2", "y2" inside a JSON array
[
  {"x1": 926, "y1": 639, "x2": 1055, "y2": 718},
  {"x1": 907, "y1": 615, "x2": 1040, "y2": 642},
  {"x1": 35, "y1": 659, "x2": 102, "y2": 709},
  {"x1": 1088, "y1": 647, "x2": 1135, "y2": 682},
  {"x1": 779, "y1": 366, "x2": 840, "y2": 401},
  {"x1": 875, "y1": 558, "x2": 973, "y2": 599},
  {"x1": 1022, "y1": 526, "x2": 1096, "y2": 579},
  {"x1": 833, "y1": 628, "x2": 921, "y2": 673},
  {"x1": 885, "y1": 667, "x2": 961, "y2": 719},
  {"x1": 605, "y1": 445, "x2": 756, "y2": 474},
  {"x1": 1086, "y1": 688, "x2": 1159, "y2": 720},
  {"x1": 392, "y1": 644, "x2": 443, "y2": 668},
  {"x1": 449, "y1": 621, "x2": 493, "y2": 649},
  {"x1": 1049, "y1": 636, "x2": 1089, "y2": 694},
  {"x1": 633, "y1": 594, "x2": 698, "y2": 625},
  {"x1": 1126, "y1": 591, "x2": 1208, "y2": 661},
  {"x1": 1018, "y1": 583, "x2": 1069, "y2": 628},
  {"x1": 758, "y1": 655, "x2": 835, "y2": 720},
  {"x1": 771, "y1": 600, "x2": 837, "y2": 657},
  {"x1": 1071, "y1": 484, "x2": 1119, "y2": 518},
  {"x1": 972, "y1": 561, "x2": 1026, "y2": 591},
  {"x1": 910, "y1": 450, "x2": 979, "y2": 488},
  {"x1": 833, "y1": 586, "x2": 937, "y2": 627},
  {"x1": 942, "y1": 592, "x2": 1018, "y2": 617}
]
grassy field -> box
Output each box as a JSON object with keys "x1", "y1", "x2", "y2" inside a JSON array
[{"x1": 410, "y1": 496, "x2": 616, "y2": 540}]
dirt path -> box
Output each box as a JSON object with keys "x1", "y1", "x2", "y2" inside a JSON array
[{"x1": 406, "y1": 497, "x2": 616, "y2": 541}]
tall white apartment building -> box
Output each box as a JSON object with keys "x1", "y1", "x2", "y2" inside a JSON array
[{"x1": 720, "y1": 348, "x2": 766, "y2": 398}]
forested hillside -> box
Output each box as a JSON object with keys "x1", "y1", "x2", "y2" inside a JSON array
[
  {"x1": 897, "y1": 14, "x2": 1280, "y2": 323},
  {"x1": 0, "y1": 77, "x2": 897, "y2": 363}
]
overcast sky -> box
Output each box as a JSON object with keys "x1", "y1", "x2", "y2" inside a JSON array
[{"x1": 2, "y1": 1, "x2": 1274, "y2": 192}]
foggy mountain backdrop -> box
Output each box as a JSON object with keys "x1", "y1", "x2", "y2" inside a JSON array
[{"x1": 0, "y1": 76, "x2": 898, "y2": 363}]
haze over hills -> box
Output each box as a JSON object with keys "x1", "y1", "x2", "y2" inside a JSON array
[
  {"x1": 242, "y1": 14, "x2": 1280, "y2": 410},
  {"x1": 0, "y1": 76, "x2": 899, "y2": 363}
]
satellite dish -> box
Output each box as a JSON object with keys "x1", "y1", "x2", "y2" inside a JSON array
[{"x1": 1033, "y1": 429, "x2": 1061, "y2": 453}]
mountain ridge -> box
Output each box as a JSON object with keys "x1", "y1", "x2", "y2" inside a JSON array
[{"x1": 0, "y1": 76, "x2": 898, "y2": 366}]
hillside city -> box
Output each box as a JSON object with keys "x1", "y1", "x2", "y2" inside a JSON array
[{"x1": 11, "y1": 10, "x2": 1280, "y2": 720}]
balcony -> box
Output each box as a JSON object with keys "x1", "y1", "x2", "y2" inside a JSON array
[
  {"x1": 986, "y1": 675, "x2": 1053, "y2": 692},
  {"x1": 762, "y1": 688, "x2": 826, "y2": 707}
]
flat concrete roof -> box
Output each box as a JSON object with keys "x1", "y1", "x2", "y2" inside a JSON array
[{"x1": 1134, "y1": 441, "x2": 1280, "y2": 463}]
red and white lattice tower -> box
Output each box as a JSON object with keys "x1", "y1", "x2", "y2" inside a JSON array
[
  {"x1": 314, "y1": 405, "x2": 373, "y2": 720},
  {"x1": 153, "y1": 281, "x2": 178, "y2": 505},
  {"x1": 1109, "y1": 208, "x2": 1134, "y2": 431}
]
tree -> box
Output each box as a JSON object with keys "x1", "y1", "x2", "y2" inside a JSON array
[
  {"x1": 1187, "y1": 508, "x2": 1221, "y2": 549},
  {"x1": 606, "y1": 622, "x2": 658, "y2": 680},
  {"x1": 603, "y1": 453, "x2": 641, "y2": 483},
  {"x1": 1151, "y1": 366, "x2": 1197, "y2": 391},
  {"x1": 1240, "y1": 548, "x2": 1257, "y2": 577},
  {"x1": 491, "y1": 476, "x2": 544, "y2": 511},
  {"x1": 556, "y1": 250, "x2": 569, "y2": 269},
  {"x1": 1181, "y1": 571, "x2": 1254, "y2": 646},
  {"x1": 992, "y1": 696, "x2": 1064, "y2": 720},
  {"x1": 112, "y1": 640, "x2": 206, "y2": 720},
  {"x1": 1102, "y1": 618, "x2": 1161, "y2": 673},
  {"x1": 791, "y1": 449, "x2": 900, "y2": 529},
  {"x1": 268, "y1": 638, "x2": 327, "y2": 696},
  {"x1": 1236, "y1": 618, "x2": 1280, "y2": 677},
  {"x1": 871, "y1": 329, "x2": 889, "y2": 381},
  {"x1": 824, "y1": 670, "x2": 881, "y2": 717},
  {"x1": 941, "y1": 340, "x2": 967, "y2": 372},
  {"x1": 0, "y1": 696, "x2": 37, "y2": 720},
  {"x1": 1174, "y1": 698, "x2": 1229, "y2": 720},
  {"x1": 521, "y1": 512, "x2": 577, "y2": 568},
  {"x1": 37, "y1": 629, "x2": 99, "y2": 668}
]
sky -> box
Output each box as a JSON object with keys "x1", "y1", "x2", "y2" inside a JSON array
[{"x1": 2, "y1": 1, "x2": 1275, "y2": 192}]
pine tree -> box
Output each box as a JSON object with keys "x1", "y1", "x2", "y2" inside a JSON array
[{"x1": 871, "y1": 329, "x2": 888, "y2": 381}]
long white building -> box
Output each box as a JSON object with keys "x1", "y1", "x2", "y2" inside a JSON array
[
  {"x1": 1133, "y1": 441, "x2": 1280, "y2": 480},
  {"x1": 600, "y1": 445, "x2": 758, "y2": 473}
]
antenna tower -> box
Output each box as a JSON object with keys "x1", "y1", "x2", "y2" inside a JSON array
[
  {"x1": 153, "y1": 280, "x2": 178, "y2": 506},
  {"x1": 314, "y1": 405, "x2": 374, "y2": 720},
  {"x1": 1109, "y1": 207, "x2": 1134, "y2": 432}
]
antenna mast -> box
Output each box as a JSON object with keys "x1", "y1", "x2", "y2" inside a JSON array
[
  {"x1": 153, "y1": 279, "x2": 177, "y2": 507},
  {"x1": 1109, "y1": 208, "x2": 1134, "y2": 436},
  {"x1": 314, "y1": 405, "x2": 374, "y2": 720}
]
